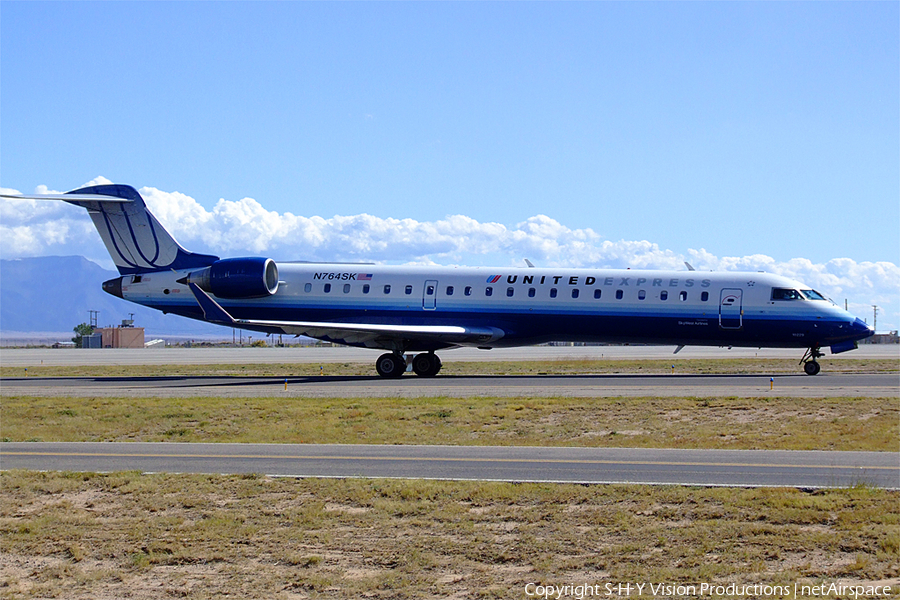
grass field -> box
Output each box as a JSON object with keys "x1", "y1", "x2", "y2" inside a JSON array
[
  {"x1": 1, "y1": 395, "x2": 897, "y2": 452},
  {"x1": 1, "y1": 357, "x2": 896, "y2": 379},
  {"x1": 2, "y1": 472, "x2": 898, "y2": 599}
]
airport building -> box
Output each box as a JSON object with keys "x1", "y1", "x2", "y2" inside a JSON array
[{"x1": 86, "y1": 320, "x2": 146, "y2": 348}]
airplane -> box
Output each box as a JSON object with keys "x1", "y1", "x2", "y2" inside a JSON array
[{"x1": 2, "y1": 183, "x2": 874, "y2": 377}]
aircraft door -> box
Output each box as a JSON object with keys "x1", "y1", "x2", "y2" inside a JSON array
[
  {"x1": 423, "y1": 280, "x2": 438, "y2": 310},
  {"x1": 719, "y1": 288, "x2": 743, "y2": 329}
]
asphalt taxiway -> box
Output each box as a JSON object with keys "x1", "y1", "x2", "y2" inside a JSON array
[
  {"x1": 3, "y1": 345, "x2": 895, "y2": 397},
  {"x1": 2, "y1": 372, "x2": 896, "y2": 398},
  {"x1": 2, "y1": 442, "x2": 897, "y2": 489},
  {"x1": 1, "y1": 344, "x2": 897, "y2": 366}
]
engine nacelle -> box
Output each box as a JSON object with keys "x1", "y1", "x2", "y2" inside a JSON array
[{"x1": 185, "y1": 257, "x2": 279, "y2": 299}]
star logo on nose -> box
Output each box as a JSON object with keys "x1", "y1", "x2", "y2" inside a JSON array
[{"x1": 746, "y1": 281, "x2": 756, "y2": 287}]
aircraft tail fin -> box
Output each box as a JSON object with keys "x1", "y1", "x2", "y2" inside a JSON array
[
  {"x1": 64, "y1": 184, "x2": 219, "y2": 275},
  {"x1": 4, "y1": 184, "x2": 220, "y2": 275}
]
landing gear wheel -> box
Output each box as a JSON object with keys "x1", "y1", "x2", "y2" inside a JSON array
[
  {"x1": 412, "y1": 353, "x2": 442, "y2": 377},
  {"x1": 800, "y1": 346, "x2": 824, "y2": 376},
  {"x1": 376, "y1": 353, "x2": 406, "y2": 378}
]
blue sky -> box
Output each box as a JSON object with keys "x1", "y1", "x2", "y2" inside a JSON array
[{"x1": 2, "y1": 2, "x2": 898, "y2": 329}]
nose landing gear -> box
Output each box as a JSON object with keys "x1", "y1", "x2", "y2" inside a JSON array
[{"x1": 800, "y1": 346, "x2": 823, "y2": 375}]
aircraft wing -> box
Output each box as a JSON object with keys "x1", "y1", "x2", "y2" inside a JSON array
[{"x1": 189, "y1": 283, "x2": 504, "y2": 348}]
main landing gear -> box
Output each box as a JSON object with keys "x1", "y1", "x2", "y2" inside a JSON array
[
  {"x1": 800, "y1": 346, "x2": 823, "y2": 376},
  {"x1": 375, "y1": 352, "x2": 443, "y2": 378}
]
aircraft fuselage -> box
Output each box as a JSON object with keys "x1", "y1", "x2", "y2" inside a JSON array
[{"x1": 108, "y1": 263, "x2": 871, "y2": 352}]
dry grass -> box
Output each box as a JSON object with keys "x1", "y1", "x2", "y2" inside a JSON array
[
  {"x1": 2, "y1": 471, "x2": 898, "y2": 599},
  {"x1": 1, "y1": 357, "x2": 896, "y2": 379},
  {"x1": 2, "y1": 395, "x2": 896, "y2": 452}
]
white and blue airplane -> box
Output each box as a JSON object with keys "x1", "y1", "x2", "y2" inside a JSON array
[{"x1": 4, "y1": 184, "x2": 874, "y2": 377}]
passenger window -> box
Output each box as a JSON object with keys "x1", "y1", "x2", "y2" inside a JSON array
[
  {"x1": 324, "y1": 284, "x2": 331, "y2": 293},
  {"x1": 701, "y1": 291, "x2": 708, "y2": 302},
  {"x1": 384, "y1": 284, "x2": 391, "y2": 294},
  {"x1": 638, "y1": 290, "x2": 646, "y2": 300},
  {"x1": 572, "y1": 289, "x2": 579, "y2": 299},
  {"x1": 446, "y1": 286, "x2": 454, "y2": 296},
  {"x1": 528, "y1": 288, "x2": 536, "y2": 298},
  {"x1": 426, "y1": 285, "x2": 435, "y2": 295},
  {"x1": 465, "y1": 286, "x2": 472, "y2": 296},
  {"x1": 343, "y1": 284, "x2": 351, "y2": 293},
  {"x1": 485, "y1": 287, "x2": 493, "y2": 297},
  {"x1": 660, "y1": 290, "x2": 668, "y2": 301},
  {"x1": 405, "y1": 285, "x2": 413, "y2": 295},
  {"x1": 616, "y1": 290, "x2": 623, "y2": 300},
  {"x1": 304, "y1": 283, "x2": 312, "y2": 293},
  {"x1": 594, "y1": 289, "x2": 601, "y2": 299},
  {"x1": 550, "y1": 288, "x2": 558, "y2": 298},
  {"x1": 363, "y1": 284, "x2": 370, "y2": 294},
  {"x1": 680, "y1": 291, "x2": 688, "y2": 301},
  {"x1": 507, "y1": 287, "x2": 514, "y2": 297}
]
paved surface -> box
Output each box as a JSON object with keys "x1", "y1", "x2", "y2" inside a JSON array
[
  {"x1": 2, "y1": 344, "x2": 897, "y2": 366},
  {"x1": 2, "y1": 372, "x2": 896, "y2": 398},
  {"x1": 2, "y1": 442, "x2": 897, "y2": 489}
]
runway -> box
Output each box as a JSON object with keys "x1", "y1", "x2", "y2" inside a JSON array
[
  {"x1": 1, "y1": 343, "x2": 896, "y2": 366},
  {"x1": 2, "y1": 372, "x2": 896, "y2": 398},
  {"x1": 2, "y1": 442, "x2": 897, "y2": 489}
]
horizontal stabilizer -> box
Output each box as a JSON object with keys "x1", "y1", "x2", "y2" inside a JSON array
[{"x1": 1, "y1": 192, "x2": 132, "y2": 203}]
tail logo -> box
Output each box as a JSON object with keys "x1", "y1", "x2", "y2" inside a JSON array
[{"x1": 65, "y1": 184, "x2": 218, "y2": 275}]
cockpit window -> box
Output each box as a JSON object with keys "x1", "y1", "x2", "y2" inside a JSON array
[
  {"x1": 772, "y1": 288, "x2": 803, "y2": 301},
  {"x1": 801, "y1": 289, "x2": 826, "y2": 301}
]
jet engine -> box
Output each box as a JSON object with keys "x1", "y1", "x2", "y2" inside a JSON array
[{"x1": 182, "y1": 257, "x2": 279, "y2": 299}]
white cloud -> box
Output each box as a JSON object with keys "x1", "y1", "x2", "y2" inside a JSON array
[
  {"x1": 0, "y1": 186, "x2": 101, "y2": 260},
  {"x1": 79, "y1": 176, "x2": 114, "y2": 188},
  {"x1": 2, "y1": 180, "x2": 898, "y2": 330}
]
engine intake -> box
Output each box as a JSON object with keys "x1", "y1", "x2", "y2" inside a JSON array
[{"x1": 183, "y1": 257, "x2": 278, "y2": 299}]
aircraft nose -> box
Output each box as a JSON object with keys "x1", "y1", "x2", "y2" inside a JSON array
[{"x1": 852, "y1": 317, "x2": 875, "y2": 339}]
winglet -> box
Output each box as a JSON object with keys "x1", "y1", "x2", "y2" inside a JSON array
[{"x1": 188, "y1": 283, "x2": 236, "y2": 324}]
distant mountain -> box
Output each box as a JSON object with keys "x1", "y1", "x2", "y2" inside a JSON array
[{"x1": 0, "y1": 256, "x2": 226, "y2": 337}]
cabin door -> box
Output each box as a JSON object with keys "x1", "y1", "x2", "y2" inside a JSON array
[
  {"x1": 423, "y1": 280, "x2": 438, "y2": 310},
  {"x1": 719, "y1": 288, "x2": 743, "y2": 329}
]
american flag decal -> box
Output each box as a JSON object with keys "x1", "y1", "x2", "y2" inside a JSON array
[{"x1": 357, "y1": 273, "x2": 373, "y2": 281}]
